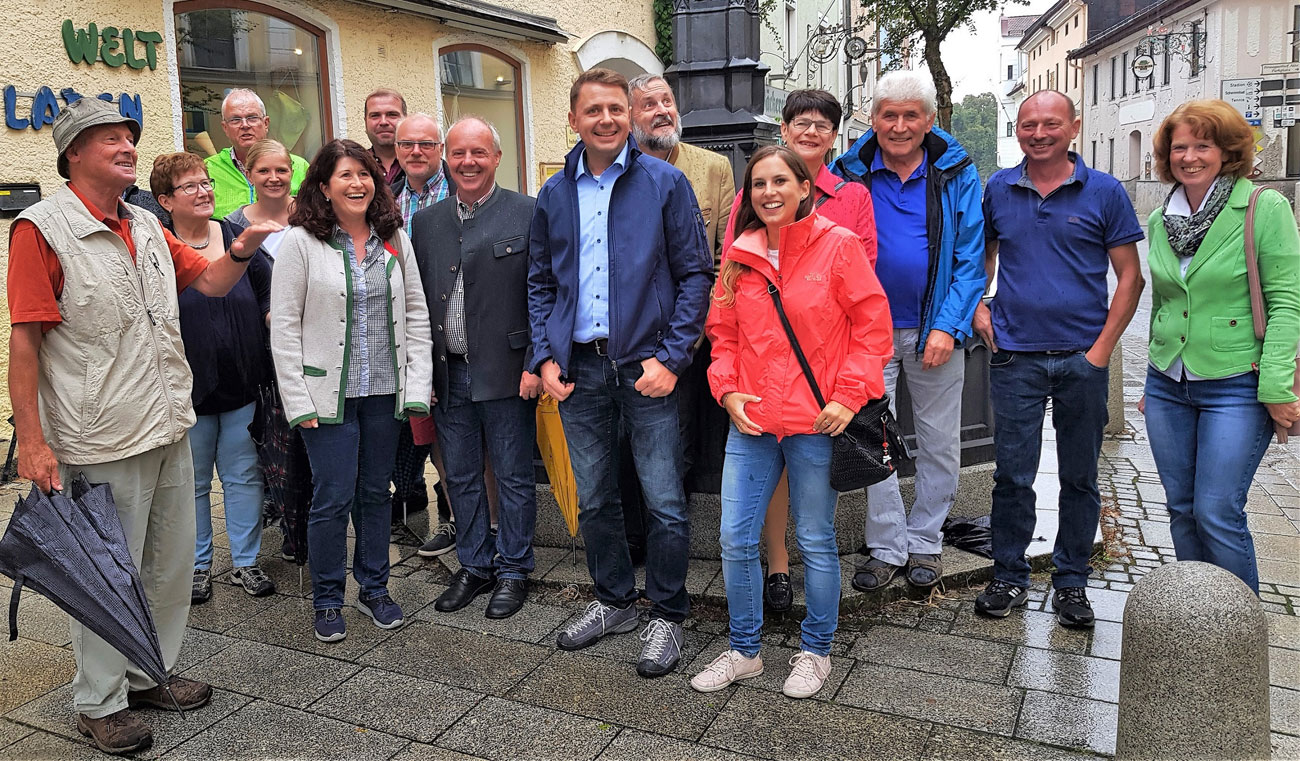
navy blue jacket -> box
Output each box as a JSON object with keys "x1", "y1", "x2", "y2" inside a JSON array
[{"x1": 527, "y1": 137, "x2": 713, "y2": 376}]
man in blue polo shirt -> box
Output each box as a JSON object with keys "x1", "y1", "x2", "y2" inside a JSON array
[
  {"x1": 832, "y1": 70, "x2": 986, "y2": 593},
  {"x1": 974, "y1": 90, "x2": 1144, "y2": 629}
]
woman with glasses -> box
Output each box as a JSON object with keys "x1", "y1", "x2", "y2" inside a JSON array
[
  {"x1": 226, "y1": 139, "x2": 294, "y2": 260},
  {"x1": 271, "y1": 139, "x2": 433, "y2": 642},
  {"x1": 150, "y1": 152, "x2": 276, "y2": 604},
  {"x1": 721, "y1": 89, "x2": 879, "y2": 616}
]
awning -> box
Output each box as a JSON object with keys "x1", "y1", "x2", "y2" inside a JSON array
[{"x1": 352, "y1": 0, "x2": 570, "y2": 44}]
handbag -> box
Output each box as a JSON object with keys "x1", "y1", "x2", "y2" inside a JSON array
[
  {"x1": 762, "y1": 280, "x2": 911, "y2": 491},
  {"x1": 1242, "y1": 185, "x2": 1300, "y2": 441}
]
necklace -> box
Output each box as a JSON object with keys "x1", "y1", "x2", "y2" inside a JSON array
[{"x1": 179, "y1": 229, "x2": 211, "y2": 250}]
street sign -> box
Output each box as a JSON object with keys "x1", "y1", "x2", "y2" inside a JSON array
[
  {"x1": 1222, "y1": 77, "x2": 1262, "y2": 122},
  {"x1": 1132, "y1": 54, "x2": 1155, "y2": 79},
  {"x1": 1262, "y1": 62, "x2": 1300, "y2": 76}
]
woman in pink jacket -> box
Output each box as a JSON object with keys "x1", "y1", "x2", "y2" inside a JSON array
[{"x1": 693, "y1": 146, "x2": 892, "y2": 699}]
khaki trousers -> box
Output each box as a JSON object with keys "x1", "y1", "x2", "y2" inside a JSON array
[{"x1": 59, "y1": 435, "x2": 195, "y2": 718}]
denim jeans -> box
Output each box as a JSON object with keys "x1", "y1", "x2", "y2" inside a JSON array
[
  {"x1": 299, "y1": 394, "x2": 402, "y2": 609},
  {"x1": 1144, "y1": 367, "x2": 1270, "y2": 593},
  {"x1": 434, "y1": 356, "x2": 537, "y2": 581},
  {"x1": 191, "y1": 401, "x2": 264, "y2": 569},
  {"x1": 719, "y1": 426, "x2": 839, "y2": 656},
  {"x1": 990, "y1": 350, "x2": 1109, "y2": 589},
  {"x1": 558, "y1": 344, "x2": 691, "y2": 622}
]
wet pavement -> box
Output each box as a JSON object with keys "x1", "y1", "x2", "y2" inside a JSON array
[{"x1": 0, "y1": 239, "x2": 1297, "y2": 760}]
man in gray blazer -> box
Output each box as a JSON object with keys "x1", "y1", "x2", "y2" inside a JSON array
[{"x1": 410, "y1": 116, "x2": 540, "y2": 619}]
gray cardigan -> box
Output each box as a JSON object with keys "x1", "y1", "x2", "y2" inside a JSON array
[{"x1": 270, "y1": 225, "x2": 433, "y2": 426}]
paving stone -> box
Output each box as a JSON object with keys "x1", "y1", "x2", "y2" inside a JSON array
[
  {"x1": 180, "y1": 639, "x2": 359, "y2": 709},
  {"x1": 1137, "y1": 520, "x2": 1173, "y2": 548},
  {"x1": 509, "y1": 650, "x2": 722, "y2": 741},
  {"x1": 1272, "y1": 731, "x2": 1300, "y2": 760},
  {"x1": 700, "y1": 687, "x2": 929, "y2": 761},
  {"x1": 688, "y1": 636, "x2": 851, "y2": 703},
  {"x1": 0, "y1": 721, "x2": 31, "y2": 751},
  {"x1": 1014, "y1": 690, "x2": 1117, "y2": 756},
  {"x1": 0, "y1": 639, "x2": 75, "y2": 714},
  {"x1": 1007, "y1": 647, "x2": 1120, "y2": 703},
  {"x1": 1272, "y1": 613, "x2": 1300, "y2": 650},
  {"x1": 837, "y1": 662, "x2": 1022, "y2": 736},
  {"x1": 185, "y1": 579, "x2": 282, "y2": 635},
  {"x1": 414, "y1": 595, "x2": 573, "y2": 645},
  {"x1": 1273, "y1": 686, "x2": 1300, "y2": 735},
  {"x1": 1250, "y1": 513, "x2": 1300, "y2": 536},
  {"x1": 1088, "y1": 620, "x2": 1123, "y2": 660},
  {"x1": 948, "y1": 608, "x2": 1089, "y2": 655},
  {"x1": 920, "y1": 725, "x2": 1104, "y2": 760},
  {"x1": 172, "y1": 628, "x2": 235, "y2": 673},
  {"x1": 1271, "y1": 647, "x2": 1300, "y2": 691},
  {"x1": 437, "y1": 696, "x2": 615, "y2": 761},
  {"x1": 4, "y1": 684, "x2": 250, "y2": 759},
  {"x1": 598, "y1": 729, "x2": 761, "y2": 761},
  {"x1": 8, "y1": 593, "x2": 71, "y2": 648},
  {"x1": 308, "y1": 667, "x2": 482, "y2": 744},
  {"x1": 166, "y1": 699, "x2": 407, "y2": 760},
  {"x1": 225, "y1": 595, "x2": 399, "y2": 661},
  {"x1": 1068, "y1": 587, "x2": 1128, "y2": 623},
  {"x1": 848, "y1": 625, "x2": 1015, "y2": 684},
  {"x1": 0, "y1": 730, "x2": 111, "y2": 760},
  {"x1": 1261, "y1": 561, "x2": 1300, "y2": 587},
  {"x1": 388, "y1": 742, "x2": 489, "y2": 761},
  {"x1": 360, "y1": 621, "x2": 549, "y2": 696}
]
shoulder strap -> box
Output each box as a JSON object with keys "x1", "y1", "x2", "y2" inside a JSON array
[
  {"x1": 814, "y1": 180, "x2": 847, "y2": 210},
  {"x1": 1245, "y1": 185, "x2": 1269, "y2": 341},
  {"x1": 764, "y1": 279, "x2": 827, "y2": 409}
]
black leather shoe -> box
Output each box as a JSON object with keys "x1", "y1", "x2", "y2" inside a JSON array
[
  {"x1": 485, "y1": 578, "x2": 528, "y2": 619},
  {"x1": 434, "y1": 569, "x2": 495, "y2": 612},
  {"x1": 764, "y1": 572, "x2": 793, "y2": 613}
]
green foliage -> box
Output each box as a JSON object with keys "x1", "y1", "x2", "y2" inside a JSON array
[
  {"x1": 654, "y1": 0, "x2": 674, "y2": 67},
  {"x1": 950, "y1": 92, "x2": 999, "y2": 181}
]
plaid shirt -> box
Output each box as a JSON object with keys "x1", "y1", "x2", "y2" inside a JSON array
[
  {"x1": 397, "y1": 169, "x2": 450, "y2": 238},
  {"x1": 333, "y1": 226, "x2": 397, "y2": 398},
  {"x1": 444, "y1": 186, "x2": 499, "y2": 355}
]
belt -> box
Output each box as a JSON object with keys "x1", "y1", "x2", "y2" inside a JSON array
[
  {"x1": 575, "y1": 338, "x2": 610, "y2": 357},
  {"x1": 447, "y1": 352, "x2": 468, "y2": 363}
]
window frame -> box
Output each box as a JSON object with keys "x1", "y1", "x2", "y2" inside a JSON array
[{"x1": 437, "y1": 42, "x2": 527, "y2": 192}]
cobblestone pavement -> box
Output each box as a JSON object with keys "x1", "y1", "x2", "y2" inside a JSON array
[{"x1": 0, "y1": 242, "x2": 1297, "y2": 760}]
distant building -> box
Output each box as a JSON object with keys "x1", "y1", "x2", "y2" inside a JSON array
[
  {"x1": 998, "y1": 14, "x2": 1037, "y2": 167},
  {"x1": 1018, "y1": 0, "x2": 1088, "y2": 156}
]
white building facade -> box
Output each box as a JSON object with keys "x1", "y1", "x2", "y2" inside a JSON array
[{"x1": 998, "y1": 14, "x2": 1037, "y2": 167}]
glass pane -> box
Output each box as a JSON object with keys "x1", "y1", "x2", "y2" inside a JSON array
[
  {"x1": 439, "y1": 49, "x2": 522, "y2": 192},
  {"x1": 176, "y1": 8, "x2": 327, "y2": 161}
]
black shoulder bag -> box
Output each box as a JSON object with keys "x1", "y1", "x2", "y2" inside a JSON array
[{"x1": 763, "y1": 280, "x2": 911, "y2": 491}]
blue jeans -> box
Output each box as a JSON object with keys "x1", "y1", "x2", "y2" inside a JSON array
[
  {"x1": 191, "y1": 401, "x2": 264, "y2": 569},
  {"x1": 1144, "y1": 367, "x2": 1270, "y2": 593},
  {"x1": 299, "y1": 395, "x2": 401, "y2": 609},
  {"x1": 990, "y1": 350, "x2": 1109, "y2": 589},
  {"x1": 434, "y1": 357, "x2": 537, "y2": 580},
  {"x1": 558, "y1": 345, "x2": 691, "y2": 622},
  {"x1": 719, "y1": 427, "x2": 839, "y2": 656}
]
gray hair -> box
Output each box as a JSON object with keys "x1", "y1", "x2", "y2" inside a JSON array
[
  {"x1": 396, "y1": 112, "x2": 443, "y2": 141},
  {"x1": 628, "y1": 73, "x2": 670, "y2": 96},
  {"x1": 221, "y1": 88, "x2": 266, "y2": 117},
  {"x1": 627, "y1": 74, "x2": 681, "y2": 153},
  {"x1": 872, "y1": 70, "x2": 937, "y2": 117},
  {"x1": 446, "y1": 115, "x2": 502, "y2": 153}
]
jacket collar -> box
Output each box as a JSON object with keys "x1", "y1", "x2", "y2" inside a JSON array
[
  {"x1": 814, "y1": 165, "x2": 845, "y2": 197},
  {"x1": 1004, "y1": 152, "x2": 1087, "y2": 187},
  {"x1": 58, "y1": 183, "x2": 134, "y2": 240},
  {"x1": 563, "y1": 135, "x2": 642, "y2": 180},
  {"x1": 1182, "y1": 177, "x2": 1252, "y2": 281},
  {"x1": 727, "y1": 213, "x2": 837, "y2": 280}
]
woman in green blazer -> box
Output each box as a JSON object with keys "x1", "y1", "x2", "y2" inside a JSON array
[{"x1": 1144, "y1": 100, "x2": 1300, "y2": 594}]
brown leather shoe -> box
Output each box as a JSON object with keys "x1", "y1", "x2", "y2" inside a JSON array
[
  {"x1": 127, "y1": 675, "x2": 212, "y2": 711},
  {"x1": 76, "y1": 709, "x2": 153, "y2": 755}
]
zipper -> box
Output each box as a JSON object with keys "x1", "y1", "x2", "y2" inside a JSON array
[
  {"x1": 916, "y1": 156, "x2": 972, "y2": 355},
  {"x1": 128, "y1": 227, "x2": 178, "y2": 436}
]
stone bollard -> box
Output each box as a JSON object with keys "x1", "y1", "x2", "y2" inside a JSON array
[{"x1": 1115, "y1": 561, "x2": 1271, "y2": 760}]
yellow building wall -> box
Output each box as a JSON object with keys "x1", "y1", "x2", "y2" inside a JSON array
[{"x1": 0, "y1": 0, "x2": 656, "y2": 424}]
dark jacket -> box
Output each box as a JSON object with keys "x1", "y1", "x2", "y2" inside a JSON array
[
  {"x1": 527, "y1": 137, "x2": 713, "y2": 376},
  {"x1": 412, "y1": 188, "x2": 536, "y2": 405},
  {"x1": 831, "y1": 126, "x2": 986, "y2": 354}
]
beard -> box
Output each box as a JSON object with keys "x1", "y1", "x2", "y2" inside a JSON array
[{"x1": 633, "y1": 119, "x2": 682, "y2": 153}]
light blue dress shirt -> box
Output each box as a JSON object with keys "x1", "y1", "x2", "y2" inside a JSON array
[{"x1": 573, "y1": 141, "x2": 630, "y2": 343}]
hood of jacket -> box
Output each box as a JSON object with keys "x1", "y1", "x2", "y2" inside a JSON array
[{"x1": 832, "y1": 125, "x2": 970, "y2": 182}]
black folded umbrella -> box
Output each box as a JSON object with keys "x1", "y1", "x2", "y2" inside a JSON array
[
  {"x1": 0, "y1": 477, "x2": 182, "y2": 713},
  {"x1": 249, "y1": 380, "x2": 312, "y2": 567}
]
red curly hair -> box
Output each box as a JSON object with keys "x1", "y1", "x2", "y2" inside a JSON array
[{"x1": 1153, "y1": 100, "x2": 1254, "y2": 183}]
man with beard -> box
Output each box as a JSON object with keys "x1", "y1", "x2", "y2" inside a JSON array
[
  {"x1": 205, "y1": 88, "x2": 308, "y2": 220},
  {"x1": 365, "y1": 89, "x2": 407, "y2": 186}
]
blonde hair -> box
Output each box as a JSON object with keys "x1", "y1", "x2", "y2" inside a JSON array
[{"x1": 244, "y1": 139, "x2": 292, "y2": 173}]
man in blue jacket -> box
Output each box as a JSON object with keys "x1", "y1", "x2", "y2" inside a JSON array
[
  {"x1": 832, "y1": 70, "x2": 986, "y2": 594},
  {"x1": 528, "y1": 68, "x2": 712, "y2": 679}
]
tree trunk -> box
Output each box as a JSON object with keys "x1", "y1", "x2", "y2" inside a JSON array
[{"x1": 924, "y1": 34, "x2": 953, "y2": 131}]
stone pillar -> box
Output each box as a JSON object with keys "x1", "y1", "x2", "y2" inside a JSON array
[
  {"x1": 1115, "y1": 561, "x2": 1271, "y2": 760},
  {"x1": 665, "y1": 0, "x2": 779, "y2": 185},
  {"x1": 1105, "y1": 342, "x2": 1125, "y2": 435}
]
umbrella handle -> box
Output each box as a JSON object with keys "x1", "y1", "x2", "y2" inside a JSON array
[{"x1": 8, "y1": 575, "x2": 22, "y2": 642}]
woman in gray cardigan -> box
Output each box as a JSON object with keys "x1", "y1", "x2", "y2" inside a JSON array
[{"x1": 270, "y1": 140, "x2": 433, "y2": 643}]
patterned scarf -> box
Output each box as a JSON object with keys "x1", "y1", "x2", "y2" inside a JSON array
[{"x1": 1162, "y1": 175, "x2": 1234, "y2": 259}]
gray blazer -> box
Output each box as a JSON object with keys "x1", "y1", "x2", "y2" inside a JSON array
[{"x1": 411, "y1": 188, "x2": 535, "y2": 405}]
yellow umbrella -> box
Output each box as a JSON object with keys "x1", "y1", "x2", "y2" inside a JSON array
[{"x1": 535, "y1": 394, "x2": 579, "y2": 540}]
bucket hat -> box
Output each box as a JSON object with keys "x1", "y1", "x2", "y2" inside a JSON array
[{"x1": 53, "y1": 97, "x2": 142, "y2": 179}]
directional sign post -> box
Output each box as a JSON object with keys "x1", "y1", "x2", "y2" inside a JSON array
[{"x1": 1222, "y1": 78, "x2": 1263, "y2": 125}]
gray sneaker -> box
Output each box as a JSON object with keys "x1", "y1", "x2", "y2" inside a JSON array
[
  {"x1": 232, "y1": 565, "x2": 276, "y2": 597},
  {"x1": 556, "y1": 600, "x2": 639, "y2": 650},
  {"x1": 636, "y1": 618, "x2": 684, "y2": 678}
]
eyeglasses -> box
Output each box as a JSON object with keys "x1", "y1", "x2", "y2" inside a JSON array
[
  {"x1": 396, "y1": 140, "x2": 443, "y2": 151},
  {"x1": 224, "y1": 115, "x2": 266, "y2": 127},
  {"x1": 789, "y1": 118, "x2": 834, "y2": 135},
  {"x1": 171, "y1": 180, "x2": 214, "y2": 196}
]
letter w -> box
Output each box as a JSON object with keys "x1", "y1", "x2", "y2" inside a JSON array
[{"x1": 62, "y1": 20, "x2": 99, "y2": 65}]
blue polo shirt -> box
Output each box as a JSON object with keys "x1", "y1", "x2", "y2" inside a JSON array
[
  {"x1": 870, "y1": 150, "x2": 929, "y2": 329},
  {"x1": 982, "y1": 153, "x2": 1143, "y2": 352},
  {"x1": 573, "y1": 140, "x2": 630, "y2": 342}
]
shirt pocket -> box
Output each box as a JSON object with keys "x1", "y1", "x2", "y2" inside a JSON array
[
  {"x1": 1210, "y1": 314, "x2": 1257, "y2": 353},
  {"x1": 493, "y1": 236, "x2": 526, "y2": 258},
  {"x1": 507, "y1": 329, "x2": 530, "y2": 350}
]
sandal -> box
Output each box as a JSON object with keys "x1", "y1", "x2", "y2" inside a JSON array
[
  {"x1": 906, "y1": 553, "x2": 943, "y2": 589},
  {"x1": 851, "y1": 558, "x2": 903, "y2": 593}
]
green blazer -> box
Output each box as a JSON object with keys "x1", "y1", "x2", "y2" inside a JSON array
[{"x1": 1147, "y1": 178, "x2": 1300, "y2": 403}]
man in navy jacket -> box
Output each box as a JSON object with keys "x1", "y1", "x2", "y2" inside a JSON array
[{"x1": 528, "y1": 68, "x2": 712, "y2": 679}]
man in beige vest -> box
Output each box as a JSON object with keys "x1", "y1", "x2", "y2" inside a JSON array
[{"x1": 6, "y1": 97, "x2": 279, "y2": 755}]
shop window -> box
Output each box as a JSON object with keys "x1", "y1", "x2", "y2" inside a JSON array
[
  {"x1": 438, "y1": 45, "x2": 526, "y2": 192},
  {"x1": 174, "y1": 1, "x2": 331, "y2": 161}
]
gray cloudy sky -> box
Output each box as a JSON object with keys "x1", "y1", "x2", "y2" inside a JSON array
[{"x1": 939, "y1": 0, "x2": 1058, "y2": 101}]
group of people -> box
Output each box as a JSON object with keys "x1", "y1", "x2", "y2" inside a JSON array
[{"x1": 7, "y1": 59, "x2": 1298, "y2": 753}]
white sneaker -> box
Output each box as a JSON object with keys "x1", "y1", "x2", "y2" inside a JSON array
[
  {"x1": 690, "y1": 649, "x2": 764, "y2": 693},
  {"x1": 782, "y1": 651, "x2": 831, "y2": 699}
]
